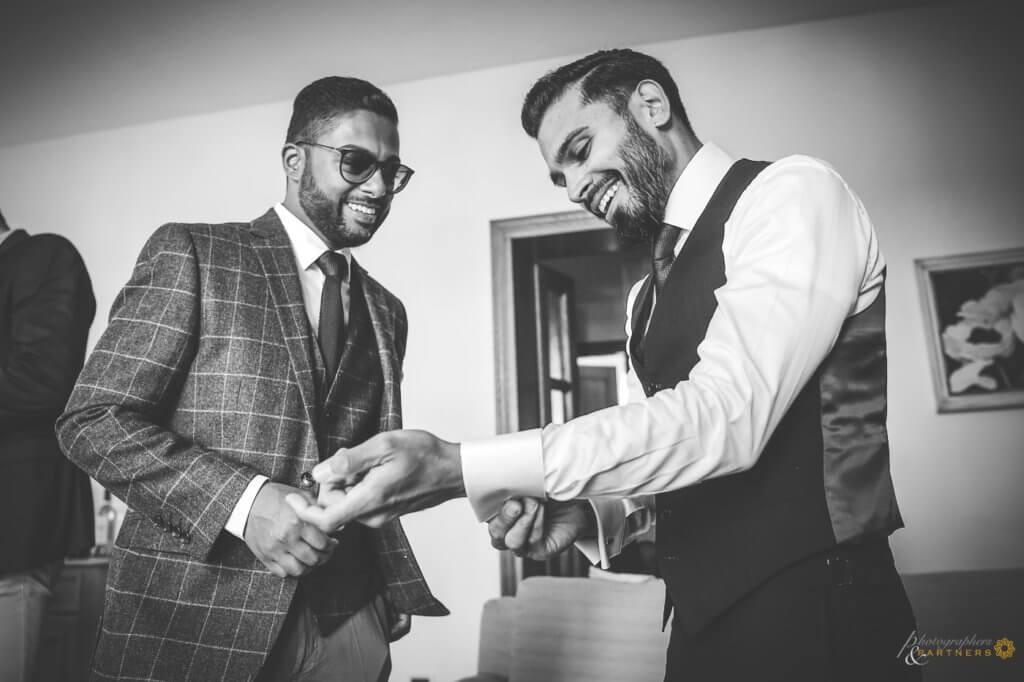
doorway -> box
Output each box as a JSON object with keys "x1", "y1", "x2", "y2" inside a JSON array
[{"x1": 490, "y1": 210, "x2": 649, "y2": 594}]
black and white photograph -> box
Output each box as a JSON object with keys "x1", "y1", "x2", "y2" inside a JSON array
[{"x1": 1, "y1": 1, "x2": 1022, "y2": 681}]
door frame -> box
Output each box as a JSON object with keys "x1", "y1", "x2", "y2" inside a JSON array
[{"x1": 489, "y1": 209, "x2": 604, "y2": 594}]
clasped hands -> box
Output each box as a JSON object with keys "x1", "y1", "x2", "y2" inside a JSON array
[{"x1": 278, "y1": 429, "x2": 595, "y2": 562}]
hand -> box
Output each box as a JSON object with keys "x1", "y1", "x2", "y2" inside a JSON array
[
  {"x1": 244, "y1": 482, "x2": 339, "y2": 578},
  {"x1": 285, "y1": 429, "x2": 465, "y2": 534},
  {"x1": 488, "y1": 498, "x2": 594, "y2": 561}
]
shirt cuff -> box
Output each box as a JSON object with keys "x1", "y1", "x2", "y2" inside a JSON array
[
  {"x1": 575, "y1": 498, "x2": 626, "y2": 569},
  {"x1": 224, "y1": 475, "x2": 269, "y2": 538},
  {"x1": 575, "y1": 498, "x2": 654, "y2": 569},
  {"x1": 461, "y1": 429, "x2": 545, "y2": 521}
]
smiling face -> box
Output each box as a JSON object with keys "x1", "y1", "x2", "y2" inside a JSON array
[
  {"x1": 537, "y1": 87, "x2": 676, "y2": 243},
  {"x1": 289, "y1": 109, "x2": 400, "y2": 249}
]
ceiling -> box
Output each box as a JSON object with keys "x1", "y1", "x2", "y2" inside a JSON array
[{"x1": 0, "y1": 0, "x2": 937, "y2": 148}]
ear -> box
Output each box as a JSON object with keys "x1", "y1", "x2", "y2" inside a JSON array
[
  {"x1": 282, "y1": 143, "x2": 305, "y2": 182},
  {"x1": 630, "y1": 79, "x2": 672, "y2": 129}
]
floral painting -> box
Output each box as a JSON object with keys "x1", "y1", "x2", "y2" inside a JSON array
[{"x1": 916, "y1": 248, "x2": 1024, "y2": 412}]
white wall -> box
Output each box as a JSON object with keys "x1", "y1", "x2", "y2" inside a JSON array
[{"x1": 2, "y1": 2, "x2": 1022, "y2": 679}]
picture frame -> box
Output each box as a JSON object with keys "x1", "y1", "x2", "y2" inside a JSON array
[{"x1": 915, "y1": 247, "x2": 1024, "y2": 413}]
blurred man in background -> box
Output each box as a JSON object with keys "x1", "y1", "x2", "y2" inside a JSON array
[{"x1": 0, "y1": 208, "x2": 96, "y2": 682}]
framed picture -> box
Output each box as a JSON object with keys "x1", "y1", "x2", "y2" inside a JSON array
[{"x1": 915, "y1": 247, "x2": 1024, "y2": 412}]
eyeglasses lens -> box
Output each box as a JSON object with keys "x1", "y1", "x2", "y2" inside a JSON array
[{"x1": 340, "y1": 150, "x2": 377, "y2": 184}]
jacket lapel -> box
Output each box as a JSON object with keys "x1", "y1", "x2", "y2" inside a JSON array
[
  {"x1": 355, "y1": 261, "x2": 401, "y2": 432},
  {"x1": 246, "y1": 209, "x2": 319, "y2": 432}
]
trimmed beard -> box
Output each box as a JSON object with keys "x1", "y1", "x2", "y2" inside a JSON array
[
  {"x1": 610, "y1": 115, "x2": 675, "y2": 245},
  {"x1": 297, "y1": 165, "x2": 374, "y2": 249}
]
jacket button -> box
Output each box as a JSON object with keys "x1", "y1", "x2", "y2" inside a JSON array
[
  {"x1": 659, "y1": 509, "x2": 673, "y2": 521},
  {"x1": 300, "y1": 472, "x2": 315, "y2": 489}
]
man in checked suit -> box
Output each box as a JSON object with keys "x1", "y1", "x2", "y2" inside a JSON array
[{"x1": 57, "y1": 76, "x2": 445, "y2": 681}]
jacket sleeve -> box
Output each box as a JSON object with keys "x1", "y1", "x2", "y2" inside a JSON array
[
  {"x1": 0, "y1": 235, "x2": 96, "y2": 421},
  {"x1": 55, "y1": 224, "x2": 257, "y2": 560}
]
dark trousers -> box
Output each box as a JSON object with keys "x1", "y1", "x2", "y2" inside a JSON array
[{"x1": 664, "y1": 540, "x2": 922, "y2": 682}]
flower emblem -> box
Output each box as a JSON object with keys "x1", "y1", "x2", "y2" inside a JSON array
[
  {"x1": 994, "y1": 637, "x2": 1015, "y2": 660},
  {"x1": 941, "y1": 277, "x2": 1024, "y2": 393}
]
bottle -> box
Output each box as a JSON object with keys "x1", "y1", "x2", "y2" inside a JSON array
[{"x1": 94, "y1": 489, "x2": 118, "y2": 557}]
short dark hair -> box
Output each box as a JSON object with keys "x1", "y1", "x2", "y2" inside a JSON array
[
  {"x1": 285, "y1": 76, "x2": 398, "y2": 143},
  {"x1": 521, "y1": 48, "x2": 692, "y2": 138}
]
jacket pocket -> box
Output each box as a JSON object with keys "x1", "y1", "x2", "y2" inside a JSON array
[{"x1": 114, "y1": 509, "x2": 192, "y2": 556}]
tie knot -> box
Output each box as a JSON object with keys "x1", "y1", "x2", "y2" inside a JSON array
[
  {"x1": 316, "y1": 251, "x2": 348, "y2": 279},
  {"x1": 653, "y1": 225, "x2": 682, "y2": 264}
]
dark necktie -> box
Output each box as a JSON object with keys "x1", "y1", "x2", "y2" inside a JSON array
[
  {"x1": 316, "y1": 251, "x2": 347, "y2": 380},
  {"x1": 652, "y1": 224, "x2": 682, "y2": 293}
]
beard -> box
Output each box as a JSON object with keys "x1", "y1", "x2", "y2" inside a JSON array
[
  {"x1": 298, "y1": 166, "x2": 379, "y2": 249},
  {"x1": 608, "y1": 115, "x2": 676, "y2": 245}
]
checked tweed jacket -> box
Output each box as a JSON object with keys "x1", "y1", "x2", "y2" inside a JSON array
[{"x1": 56, "y1": 209, "x2": 446, "y2": 681}]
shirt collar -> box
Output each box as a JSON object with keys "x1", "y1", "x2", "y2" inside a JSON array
[
  {"x1": 0, "y1": 230, "x2": 13, "y2": 248},
  {"x1": 274, "y1": 203, "x2": 351, "y2": 279},
  {"x1": 663, "y1": 141, "x2": 735, "y2": 255}
]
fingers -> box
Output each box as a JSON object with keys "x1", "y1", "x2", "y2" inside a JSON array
[
  {"x1": 287, "y1": 540, "x2": 323, "y2": 569},
  {"x1": 266, "y1": 494, "x2": 337, "y2": 570},
  {"x1": 262, "y1": 552, "x2": 306, "y2": 578},
  {"x1": 488, "y1": 499, "x2": 523, "y2": 550},
  {"x1": 292, "y1": 488, "x2": 370, "y2": 534},
  {"x1": 312, "y1": 433, "x2": 390, "y2": 485},
  {"x1": 310, "y1": 450, "x2": 357, "y2": 486},
  {"x1": 284, "y1": 493, "x2": 310, "y2": 514},
  {"x1": 292, "y1": 469, "x2": 395, "y2": 533},
  {"x1": 264, "y1": 560, "x2": 287, "y2": 579},
  {"x1": 325, "y1": 477, "x2": 385, "y2": 530},
  {"x1": 503, "y1": 498, "x2": 542, "y2": 553},
  {"x1": 300, "y1": 521, "x2": 338, "y2": 553}
]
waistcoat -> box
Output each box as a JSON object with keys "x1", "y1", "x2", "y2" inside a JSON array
[{"x1": 629, "y1": 160, "x2": 903, "y2": 634}]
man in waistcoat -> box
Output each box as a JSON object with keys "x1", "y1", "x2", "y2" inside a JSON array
[
  {"x1": 57, "y1": 76, "x2": 446, "y2": 681},
  {"x1": 291, "y1": 50, "x2": 919, "y2": 681}
]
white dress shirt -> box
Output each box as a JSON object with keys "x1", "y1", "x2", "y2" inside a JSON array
[
  {"x1": 224, "y1": 203, "x2": 352, "y2": 538},
  {"x1": 461, "y1": 142, "x2": 885, "y2": 566}
]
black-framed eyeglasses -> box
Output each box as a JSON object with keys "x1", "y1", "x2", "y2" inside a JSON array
[{"x1": 296, "y1": 141, "x2": 414, "y2": 194}]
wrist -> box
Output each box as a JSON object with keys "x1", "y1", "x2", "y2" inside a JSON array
[{"x1": 442, "y1": 440, "x2": 466, "y2": 499}]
